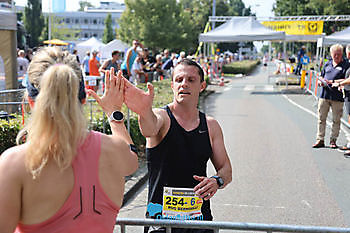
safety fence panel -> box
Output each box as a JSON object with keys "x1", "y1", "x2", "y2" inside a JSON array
[
  {"x1": 304, "y1": 70, "x2": 321, "y2": 99},
  {"x1": 116, "y1": 218, "x2": 350, "y2": 233}
]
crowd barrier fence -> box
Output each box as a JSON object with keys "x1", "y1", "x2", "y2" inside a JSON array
[{"x1": 116, "y1": 218, "x2": 350, "y2": 233}]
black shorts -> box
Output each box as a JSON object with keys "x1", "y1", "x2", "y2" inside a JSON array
[{"x1": 122, "y1": 69, "x2": 130, "y2": 80}]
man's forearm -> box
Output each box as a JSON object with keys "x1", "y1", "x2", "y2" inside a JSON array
[
  {"x1": 138, "y1": 109, "x2": 160, "y2": 137},
  {"x1": 216, "y1": 164, "x2": 232, "y2": 189}
]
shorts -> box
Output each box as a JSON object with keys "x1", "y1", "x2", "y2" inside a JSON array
[{"x1": 122, "y1": 69, "x2": 130, "y2": 80}]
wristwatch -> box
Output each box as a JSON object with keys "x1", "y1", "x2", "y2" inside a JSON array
[
  {"x1": 109, "y1": 110, "x2": 124, "y2": 123},
  {"x1": 211, "y1": 175, "x2": 224, "y2": 188}
]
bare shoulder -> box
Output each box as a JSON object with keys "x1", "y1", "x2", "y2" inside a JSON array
[
  {"x1": 206, "y1": 115, "x2": 222, "y2": 136},
  {"x1": 0, "y1": 144, "x2": 27, "y2": 180}
]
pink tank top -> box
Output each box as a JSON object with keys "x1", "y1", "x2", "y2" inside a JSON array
[{"x1": 15, "y1": 131, "x2": 120, "y2": 233}]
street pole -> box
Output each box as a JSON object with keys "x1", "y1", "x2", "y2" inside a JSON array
[
  {"x1": 212, "y1": 0, "x2": 216, "y2": 30},
  {"x1": 48, "y1": 0, "x2": 52, "y2": 41}
]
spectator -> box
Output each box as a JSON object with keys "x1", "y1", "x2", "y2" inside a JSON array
[
  {"x1": 162, "y1": 49, "x2": 170, "y2": 63},
  {"x1": 73, "y1": 49, "x2": 80, "y2": 63},
  {"x1": 131, "y1": 56, "x2": 147, "y2": 84},
  {"x1": 335, "y1": 44, "x2": 350, "y2": 152},
  {"x1": 0, "y1": 47, "x2": 138, "y2": 232},
  {"x1": 25, "y1": 49, "x2": 33, "y2": 62},
  {"x1": 17, "y1": 50, "x2": 29, "y2": 78},
  {"x1": 88, "y1": 50, "x2": 101, "y2": 91},
  {"x1": 99, "y1": 50, "x2": 120, "y2": 75},
  {"x1": 162, "y1": 53, "x2": 177, "y2": 78},
  {"x1": 294, "y1": 45, "x2": 306, "y2": 75},
  {"x1": 152, "y1": 54, "x2": 164, "y2": 81},
  {"x1": 312, "y1": 44, "x2": 350, "y2": 149},
  {"x1": 177, "y1": 51, "x2": 186, "y2": 63},
  {"x1": 82, "y1": 51, "x2": 90, "y2": 76},
  {"x1": 121, "y1": 39, "x2": 143, "y2": 80}
]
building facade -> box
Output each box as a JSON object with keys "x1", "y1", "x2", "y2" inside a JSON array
[{"x1": 45, "y1": 1, "x2": 125, "y2": 41}]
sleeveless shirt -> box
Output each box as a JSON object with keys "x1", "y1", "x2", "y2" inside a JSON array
[
  {"x1": 15, "y1": 131, "x2": 120, "y2": 233},
  {"x1": 121, "y1": 49, "x2": 138, "y2": 72},
  {"x1": 145, "y1": 106, "x2": 213, "y2": 221}
]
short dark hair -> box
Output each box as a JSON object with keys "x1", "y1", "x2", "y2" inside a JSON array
[
  {"x1": 112, "y1": 50, "x2": 119, "y2": 56},
  {"x1": 176, "y1": 58, "x2": 204, "y2": 82}
]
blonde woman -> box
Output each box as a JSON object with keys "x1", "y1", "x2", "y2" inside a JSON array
[{"x1": 0, "y1": 47, "x2": 138, "y2": 233}]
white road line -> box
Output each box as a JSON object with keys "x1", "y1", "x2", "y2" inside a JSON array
[
  {"x1": 265, "y1": 85, "x2": 274, "y2": 91},
  {"x1": 221, "y1": 204, "x2": 286, "y2": 209},
  {"x1": 301, "y1": 200, "x2": 312, "y2": 209},
  {"x1": 282, "y1": 94, "x2": 350, "y2": 135},
  {"x1": 244, "y1": 85, "x2": 255, "y2": 91},
  {"x1": 224, "y1": 87, "x2": 231, "y2": 92}
]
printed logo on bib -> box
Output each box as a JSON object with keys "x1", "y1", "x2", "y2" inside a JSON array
[{"x1": 162, "y1": 187, "x2": 203, "y2": 220}]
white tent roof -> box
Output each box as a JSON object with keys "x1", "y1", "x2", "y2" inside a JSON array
[
  {"x1": 100, "y1": 39, "x2": 129, "y2": 60},
  {"x1": 75, "y1": 37, "x2": 105, "y2": 62},
  {"x1": 198, "y1": 17, "x2": 285, "y2": 43},
  {"x1": 323, "y1": 26, "x2": 350, "y2": 45}
]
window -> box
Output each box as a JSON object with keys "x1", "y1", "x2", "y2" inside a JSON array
[
  {"x1": 65, "y1": 18, "x2": 70, "y2": 24},
  {"x1": 75, "y1": 19, "x2": 79, "y2": 24},
  {"x1": 84, "y1": 33, "x2": 89, "y2": 38},
  {"x1": 93, "y1": 33, "x2": 97, "y2": 37},
  {"x1": 84, "y1": 19, "x2": 88, "y2": 24},
  {"x1": 93, "y1": 19, "x2": 97, "y2": 24}
]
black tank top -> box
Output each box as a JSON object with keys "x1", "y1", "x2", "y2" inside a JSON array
[{"x1": 145, "y1": 106, "x2": 213, "y2": 220}]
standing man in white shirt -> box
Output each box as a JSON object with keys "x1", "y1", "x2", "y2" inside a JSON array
[{"x1": 17, "y1": 50, "x2": 29, "y2": 78}]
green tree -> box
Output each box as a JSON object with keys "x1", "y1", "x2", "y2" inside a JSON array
[
  {"x1": 78, "y1": 0, "x2": 94, "y2": 11},
  {"x1": 23, "y1": 0, "x2": 44, "y2": 47},
  {"x1": 103, "y1": 13, "x2": 115, "y2": 43},
  {"x1": 118, "y1": 0, "x2": 195, "y2": 52}
]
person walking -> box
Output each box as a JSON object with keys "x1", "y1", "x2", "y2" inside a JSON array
[
  {"x1": 312, "y1": 44, "x2": 350, "y2": 149},
  {"x1": 294, "y1": 45, "x2": 306, "y2": 75},
  {"x1": 123, "y1": 58, "x2": 232, "y2": 233},
  {"x1": 0, "y1": 47, "x2": 138, "y2": 233}
]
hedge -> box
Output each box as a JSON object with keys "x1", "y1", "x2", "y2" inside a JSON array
[
  {"x1": 0, "y1": 119, "x2": 21, "y2": 154},
  {"x1": 222, "y1": 60, "x2": 261, "y2": 75}
]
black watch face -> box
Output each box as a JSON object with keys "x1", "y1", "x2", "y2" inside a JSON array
[{"x1": 112, "y1": 111, "x2": 124, "y2": 121}]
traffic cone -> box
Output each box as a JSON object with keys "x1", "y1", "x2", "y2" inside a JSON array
[{"x1": 219, "y1": 73, "x2": 224, "y2": 86}]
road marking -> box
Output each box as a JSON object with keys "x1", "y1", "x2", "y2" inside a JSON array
[
  {"x1": 264, "y1": 85, "x2": 274, "y2": 91},
  {"x1": 224, "y1": 87, "x2": 231, "y2": 92},
  {"x1": 221, "y1": 204, "x2": 286, "y2": 209},
  {"x1": 301, "y1": 200, "x2": 312, "y2": 209},
  {"x1": 244, "y1": 85, "x2": 255, "y2": 91}
]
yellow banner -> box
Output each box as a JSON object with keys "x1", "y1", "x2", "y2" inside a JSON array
[{"x1": 261, "y1": 21, "x2": 323, "y2": 35}]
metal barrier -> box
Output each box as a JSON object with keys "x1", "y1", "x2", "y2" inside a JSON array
[{"x1": 116, "y1": 218, "x2": 350, "y2": 233}]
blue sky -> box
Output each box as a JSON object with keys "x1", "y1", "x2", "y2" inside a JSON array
[{"x1": 15, "y1": 0, "x2": 275, "y2": 17}]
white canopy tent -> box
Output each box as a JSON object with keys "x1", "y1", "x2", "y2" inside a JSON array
[
  {"x1": 75, "y1": 37, "x2": 105, "y2": 62},
  {"x1": 322, "y1": 26, "x2": 350, "y2": 45},
  {"x1": 100, "y1": 39, "x2": 129, "y2": 60},
  {"x1": 199, "y1": 17, "x2": 285, "y2": 43}
]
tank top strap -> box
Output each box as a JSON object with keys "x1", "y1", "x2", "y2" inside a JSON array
[{"x1": 198, "y1": 111, "x2": 209, "y2": 131}]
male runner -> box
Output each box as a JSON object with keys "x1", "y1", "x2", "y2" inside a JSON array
[{"x1": 123, "y1": 59, "x2": 232, "y2": 233}]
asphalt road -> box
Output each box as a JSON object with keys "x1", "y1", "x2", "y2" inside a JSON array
[{"x1": 116, "y1": 64, "x2": 350, "y2": 232}]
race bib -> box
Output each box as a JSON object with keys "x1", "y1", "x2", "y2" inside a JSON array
[{"x1": 162, "y1": 187, "x2": 203, "y2": 220}]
